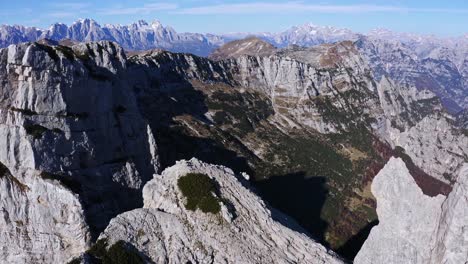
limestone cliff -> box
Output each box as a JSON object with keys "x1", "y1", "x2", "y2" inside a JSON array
[
  {"x1": 355, "y1": 157, "x2": 468, "y2": 264},
  {"x1": 0, "y1": 41, "x2": 159, "y2": 262}
]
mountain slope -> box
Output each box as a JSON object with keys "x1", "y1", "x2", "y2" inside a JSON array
[
  {"x1": 356, "y1": 36, "x2": 468, "y2": 113},
  {"x1": 1, "y1": 19, "x2": 467, "y2": 113}
]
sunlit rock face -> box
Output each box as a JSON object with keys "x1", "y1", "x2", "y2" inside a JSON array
[
  {"x1": 355, "y1": 157, "x2": 468, "y2": 264},
  {"x1": 98, "y1": 158, "x2": 344, "y2": 264}
]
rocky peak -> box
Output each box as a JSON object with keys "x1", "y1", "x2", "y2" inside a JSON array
[
  {"x1": 355, "y1": 157, "x2": 468, "y2": 264},
  {"x1": 92, "y1": 158, "x2": 344, "y2": 263},
  {"x1": 46, "y1": 23, "x2": 68, "y2": 40},
  {"x1": 209, "y1": 36, "x2": 276, "y2": 61},
  {"x1": 130, "y1": 20, "x2": 150, "y2": 31},
  {"x1": 151, "y1": 20, "x2": 163, "y2": 29},
  {"x1": 136, "y1": 20, "x2": 148, "y2": 26},
  {"x1": 267, "y1": 22, "x2": 358, "y2": 47},
  {"x1": 73, "y1": 41, "x2": 127, "y2": 73}
]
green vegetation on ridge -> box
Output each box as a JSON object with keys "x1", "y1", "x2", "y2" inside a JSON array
[{"x1": 178, "y1": 173, "x2": 221, "y2": 214}]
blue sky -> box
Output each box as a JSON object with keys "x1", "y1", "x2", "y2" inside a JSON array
[{"x1": 1, "y1": 0, "x2": 467, "y2": 36}]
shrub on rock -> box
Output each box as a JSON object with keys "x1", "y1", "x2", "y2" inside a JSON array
[{"x1": 177, "y1": 173, "x2": 221, "y2": 214}]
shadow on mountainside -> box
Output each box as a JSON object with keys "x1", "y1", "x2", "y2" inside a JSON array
[
  {"x1": 130, "y1": 66, "x2": 332, "y2": 240},
  {"x1": 128, "y1": 58, "x2": 374, "y2": 261},
  {"x1": 134, "y1": 71, "x2": 254, "y2": 175},
  {"x1": 336, "y1": 220, "x2": 379, "y2": 261},
  {"x1": 254, "y1": 172, "x2": 329, "y2": 244},
  {"x1": 156, "y1": 128, "x2": 254, "y2": 175}
]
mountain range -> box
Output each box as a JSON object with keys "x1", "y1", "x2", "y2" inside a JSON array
[{"x1": 1, "y1": 18, "x2": 467, "y2": 114}]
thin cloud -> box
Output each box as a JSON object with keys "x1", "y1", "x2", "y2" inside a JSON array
[
  {"x1": 99, "y1": 3, "x2": 178, "y2": 15},
  {"x1": 47, "y1": 12, "x2": 76, "y2": 18},
  {"x1": 0, "y1": 8, "x2": 33, "y2": 17},
  {"x1": 174, "y1": 2, "x2": 468, "y2": 15},
  {"x1": 49, "y1": 2, "x2": 91, "y2": 10},
  {"x1": 415, "y1": 8, "x2": 468, "y2": 14},
  {"x1": 175, "y1": 2, "x2": 405, "y2": 14},
  {"x1": 45, "y1": 2, "x2": 90, "y2": 18}
]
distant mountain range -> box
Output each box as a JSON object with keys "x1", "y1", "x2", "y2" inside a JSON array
[
  {"x1": 0, "y1": 19, "x2": 226, "y2": 56},
  {"x1": 1, "y1": 18, "x2": 467, "y2": 112}
]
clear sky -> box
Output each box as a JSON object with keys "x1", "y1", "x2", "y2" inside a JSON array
[{"x1": 1, "y1": 0, "x2": 467, "y2": 36}]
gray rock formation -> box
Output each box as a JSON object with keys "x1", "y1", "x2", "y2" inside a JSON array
[
  {"x1": 0, "y1": 41, "x2": 159, "y2": 262},
  {"x1": 98, "y1": 158, "x2": 344, "y2": 263},
  {"x1": 430, "y1": 162, "x2": 468, "y2": 263},
  {"x1": 355, "y1": 157, "x2": 468, "y2": 264},
  {"x1": 0, "y1": 164, "x2": 89, "y2": 264},
  {"x1": 356, "y1": 36, "x2": 468, "y2": 113},
  {"x1": 386, "y1": 115, "x2": 468, "y2": 183},
  {"x1": 457, "y1": 109, "x2": 468, "y2": 129}
]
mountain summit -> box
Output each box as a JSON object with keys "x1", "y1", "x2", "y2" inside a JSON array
[{"x1": 209, "y1": 36, "x2": 276, "y2": 60}]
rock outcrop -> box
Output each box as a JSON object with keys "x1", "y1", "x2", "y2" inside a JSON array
[
  {"x1": 355, "y1": 157, "x2": 468, "y2": 264},
  {"x1": 0, "y1": 163, "x2": 89, "y2": 264},
  {"x1": 97, "y1": 158, "x2": 344, "y2": 263}
]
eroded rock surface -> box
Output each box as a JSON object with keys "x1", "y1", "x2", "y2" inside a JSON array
[
  {"x1": 355, "y1": 157, "x2": 468, "y2": 264},
  {"x1": 0, "y1": 164, "x2": 89, "y2": 264},
  {"x1": 99, "y1": 158, "x2": 344, "y2": 264},
  {"x1": 0, "y1": 41, "x2": 159, "y2": 262}
]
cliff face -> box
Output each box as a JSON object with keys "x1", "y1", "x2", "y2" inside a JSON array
[
  {"x1": 0, "y1": 163, "x2": 89, "y2": 263},
  {"x1": 356, "y1": 36, "x2": 468, "y2": 113},
  {"x1": 132, "y1": 41, "x2": 467, "y2": 183},
  {"x1": 430, "y1": 163, "x2": 468, "y2": 263},
  {"x1": 0, "y1": 41, "x2": 159, "y2": 262},
  {"x1": 355, "y1": 157, "x2": 468, "y2": 264}
]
